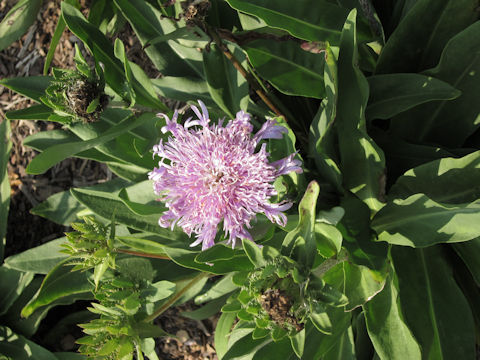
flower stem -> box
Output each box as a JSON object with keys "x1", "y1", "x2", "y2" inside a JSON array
[
  {"x1": 115, "y1": 248, "x2": 170, "y2": 260},
  {"x1": 143, "y1": 272, "x2": 209, "y2": 323}
]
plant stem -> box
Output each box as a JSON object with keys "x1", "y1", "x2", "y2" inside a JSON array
[
  {"x1": 143, "y1": 272, "x2": 209, "y2": 323},
  {"x1": 116, "y1": 248, "x2": 170, "y2": 260},
  {"x1": 205, "y1": 25, "x2": 287, "y2": 121}
]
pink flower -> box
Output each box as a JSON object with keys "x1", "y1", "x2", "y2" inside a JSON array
[{"x1": 149, "y1": 101, "x2": 303, "y2": 250}]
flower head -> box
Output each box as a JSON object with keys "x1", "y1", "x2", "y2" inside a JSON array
[{"x1": 149, "y1": 101, "x2": 302, "y2": 250}]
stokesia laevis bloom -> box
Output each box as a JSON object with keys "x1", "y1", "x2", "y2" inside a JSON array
[{"x1": 148, "y1": 101, "x2": 303, "y2": 250}]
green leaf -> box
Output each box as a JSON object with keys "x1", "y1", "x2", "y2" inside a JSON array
[
  {"x1": 195, "y1": 244, "x2": 236, "y2": 263},
  {"x1": 242, "y1": 239, "x2": 266, "y2": 268},
  {"x1": 203, "y1": 43, "x2": 249, "y2": 118},
  {"x1": 0, "y1": 0, "x2": 42, "y2": 51},
  {"x1": 243, "y1": 39, "x2": 325, "y2": 98},
  {"x1": 183, "y1": 294, "x2": 229, "y2": 320},
  {"x1": 339, "y1": 195, "x2": 388, "y2": 271},
  {"x1": 289, "y1": 328, "x2": 305, "y2": 358},
  {"x1": 308, "y1": 45, "x2": 342, "y2": 191},
  {"x1": 376, "y1": 0, "x2": 478, "y2": 73},
  {"x1": 114, "y1": 38, "x2": 136, "y2": 107},
  {"x1": 215, "y1": 312, "x2": 237, "y2": 359},
  {"x1": 195, "y1": 274, "x2": 237, "y2": 304},
  {"x1": 315, "y1": 222, "x2": 342, "y2": 258},
  {"x1": 118, "y1": 188, "x2": 165, "y2": 216},
  {"x1": 6, "y1": 104, "x2": 53, "y2": 121},
  {"x1": 225, "y1": 0, "x2": 371, "y2": 44},
  {"x1": 23, "y1": 129, "x2": 118, "y2": 164},
  {"x1": 323, "y1": 261, "x2": 387, "y2": 311},
  {"x1": 0, "y1": 267, "x2": 34, "y2": 316},
  {"x1": 282, "y1": 181, "x2": 320, "y2": 269},
  {"x1": 71, "y1": 189, "x2": 181, "y2": 238},
  {"x1": 336, "y1": 9, "x2": 386, "y2": 213},
  {"x1": 372, "y1": 194, "x2": 480, "y2": 247},
  {"x1": 116, "y1": 235, "x2": 167, "y2": 256},
  {"x1": 390, "y1": 21, "x2": 480, "y2": 147},
  {"x1": 389, "y1": 150, "x2": 480, "y2": 204},
  {"x1": 93, "y1": 260, "x2": 109, "y2": 290},
  {"x1": 43, "y1": 8, "x2": 68, "y2": 75},
  {"x1": 26, "y1": 113, "x2": 154, "y2": 174},
  {"x1": 4, "y1": 238, "x2": 68, "y2": 275},
  {"x1": 151, "y1": 77, "x2": 212, "y2": 105},
  {"x1": 22, "y1": 259, "x2": 93, "y2": 318},
  {"x1": 0, "y1": 76, "x2": 52, "y2": 102},
  {"x1": 366, "y1": 73, "x2": 461, "y2": 120},
  {"x1": 133, "y1": 322, "x2": 168, "y2": 339},
  {"x1": 364, "y1": 273, "x2": 421, "y2": 360},
  {"x1": 452, "y1": 239, "x2": 480, "y2": 286},
  {"x1": 309, "y1": 308, "x2": 332, "y2": 335},
  {"x1": 66, "y1": 108, "x2": 159, "y2": 171},
  {"x1": 31, "y1": 190, "x2": 85, "y2": 226},
  {"x1": 163, "y1": 246, "x2": 254, "y2": 275},
  {"x1": 302, "y1": 313, "x2": 352, "y2": 360},
  {"x1": 0, "y1": 326, "x2": 58, "y2": 360},
  {"x1": 0, "y1": 277, "x2": 43, "y2": 336},
  {"x1": 113, "y1": 0, "x2": 201, "y2": 77},
  {"x1": 370, "y1": 127, "x2": 456, "y2": 182},
  {"x1": 391, "y1": 246, "x2": 475, "y2": 359},
  {"x1": 0, "y1": 118, "x2": 11, "y2": 261},
  {"x1": 322, "y1": 326, "x2": 355, "y2": 360}
]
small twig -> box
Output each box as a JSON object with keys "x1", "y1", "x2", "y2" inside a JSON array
[{"x1": 143, "y1": 272, "x2": 209, "y2": 323}]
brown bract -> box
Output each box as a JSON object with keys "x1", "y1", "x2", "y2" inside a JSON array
[{"x1": 260, "y1": 289, "x2": 304, "y2": 332}]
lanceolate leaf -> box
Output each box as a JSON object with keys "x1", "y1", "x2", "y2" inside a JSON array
[
  {"x1": 363, "y1": 273, "x2": 421, "y2": 360},
  {"x1": 389, "y1": 150, "x2": 480, "y2": 204},
  {"x1": 26, "y1": 113, "x2": 154, "y2": 174},
  {"x1": 22, "y1": 259, "x2": 93, "y2": 318},
  {"x1": 113, "y1": 0, "x2": 201, "y2": 77},
  {"x1": 70, "y1": 186, "x2": 184, "y2": 240},
  {"x1": 0, "y1": 119, "x2": 11, "y2": 261},
  {"x1": 390, "y1": 22, "x2": 480, "y2": 147},
  {"x1": 225, "y1": 0, "x2": 372, "y2": 44},
  {"x1": 339, "y1": 195, "x2": 388, "y2": 271},
  {"x1": 376, "y1": 0, "x2": 478, "y2": 73},
  {"x1": 6, "y1": 104, "x2": 53, "y2": 121},
  {"x1": 336, "y1": 10, "x2": 386, "y2": 213},
  {"x1": 309, "y1": 45, "x2": 342, "y2": 190},
  {"x1": 243, "y1": 39, "x2": 325, "y2": 98},
  {"x1": 282, "y1": 181, "x2": 320, "y2": 269},
  {"x1": 4, "y1": 238, "x2": 68, "y2": 275},
  {"x1": 391, "y1": 246, "x2": 475, "y2": 359},
  {"x1": 31, "y1": 190, "x2": 85, "y2": 226},
  {"x1": 0, "y1": 0, "x2": 42, "y2": 51},
  {"x1": 366, "y1": 73, "x2": 461, "y2": 120},
  {"x1": 0, "y1": 267, "x2": 34, "y2": 316},
  {"x1": 0, "y1": 326, "x2": 59, "y2": 360},
  {"x1": 0, "y1": 76, "x2": 52, "y2": 102},
  {"x1": 214, "y1": 312, "x2": 237, "y2": 359},
  {"x1": 151, "y1": 77, "x2": 213, "y2": 105},
  {"x1": 322, "y1": 326, "x2": 355, "y2": 360},
  {"x1": 203, "y1": 43, "x2": 249, "y2": 118},
  {"x1": 452, "y1": 239, "x2": 480, "y2": 286},
  {"x1": 372, "y1": 194, "x2": 480, "y2": 247}
]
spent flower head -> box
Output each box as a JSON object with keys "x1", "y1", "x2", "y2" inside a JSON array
[{"x1": 149, "y1": 101, "x2": 302, "y2": 250}]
